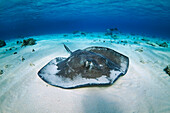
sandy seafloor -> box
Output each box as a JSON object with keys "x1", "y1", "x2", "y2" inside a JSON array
[{"x1": 0, "y1": 32, "x2": 170, "y2": 113}]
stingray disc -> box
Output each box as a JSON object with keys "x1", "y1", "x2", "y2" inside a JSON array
[{"x1": 38, "y1": 46, "x2": 129, "y2": 88}]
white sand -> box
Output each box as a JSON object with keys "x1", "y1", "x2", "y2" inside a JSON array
[{"x1": 0, "y1": 32, "x2": 170, "y2": 113}]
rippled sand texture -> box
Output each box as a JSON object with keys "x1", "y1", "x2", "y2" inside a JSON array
[{"x1": 0, "y1": 33, "x2": 170, "y2": 113}]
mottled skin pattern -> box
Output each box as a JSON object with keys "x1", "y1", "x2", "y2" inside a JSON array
[
  {"x1": 57, "y1": 49, "x2": 120, "y2": 79},
  {"x1": 85, "y1": 47, "x2": 122, "y2": 67},
  {"x1": 38, "y1": 46, "x2": 129, "y2": 88}
]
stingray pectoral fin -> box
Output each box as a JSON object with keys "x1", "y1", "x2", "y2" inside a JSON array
[
  {"x1": 63, "y1": 43, "x2": 72, "y2": 54},
  {"x1": 84, "y1": 46, "x2": 129, "y2": 75}
]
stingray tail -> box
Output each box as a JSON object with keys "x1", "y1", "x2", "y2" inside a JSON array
[{"x1": 63, "y1": 43, "x2": 72, "y2": 54}]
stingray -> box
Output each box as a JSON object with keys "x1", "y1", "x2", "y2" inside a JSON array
[{"x1": 38, "y1": 44, "x2": 129, "y2": 89}]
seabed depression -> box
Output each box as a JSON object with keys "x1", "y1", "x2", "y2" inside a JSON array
[
  {"x1": 0, "y1": 31, "x2": 170, "y2": 113},
  {"x1": 0, "y1": 0, "x2": 170, "y2": 113}
]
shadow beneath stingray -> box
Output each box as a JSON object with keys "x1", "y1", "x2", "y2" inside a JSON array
[{"x1": 81, "y1": 90, "x2": 123, "y2": 113}]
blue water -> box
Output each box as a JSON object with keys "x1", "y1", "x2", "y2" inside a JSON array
[{"x1": 0, "y1": 0, "x2": 170, "y2": 40}]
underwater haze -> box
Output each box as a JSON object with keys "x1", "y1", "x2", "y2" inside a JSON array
[
  {"x1": 1, "y1": 1, "x2": 170, "y2": 113},
  {"x1": 0, "y1": 0, "x2": 170, "y2": 39}
]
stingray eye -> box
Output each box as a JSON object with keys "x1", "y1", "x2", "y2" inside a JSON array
[
  {"x1": 84, "y1": 61, "x2": 89, "y2": 68},
  {"x1": 99, "y1": 64, "x2": 103, "y2": 67},
  {"x1": 84, "y1": 60, "x2": 94, "y2": 71}
]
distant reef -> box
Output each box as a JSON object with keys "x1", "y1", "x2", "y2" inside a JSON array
[
  {"x1": 164, "y1": 65, "x2": 170, "y2": 76},
  {"x1": 0, "y1": 40, "x2": 6, "y2": 47},
  {"x1": 21, "y1": 38, "x2": 36, "y2": 47}
]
